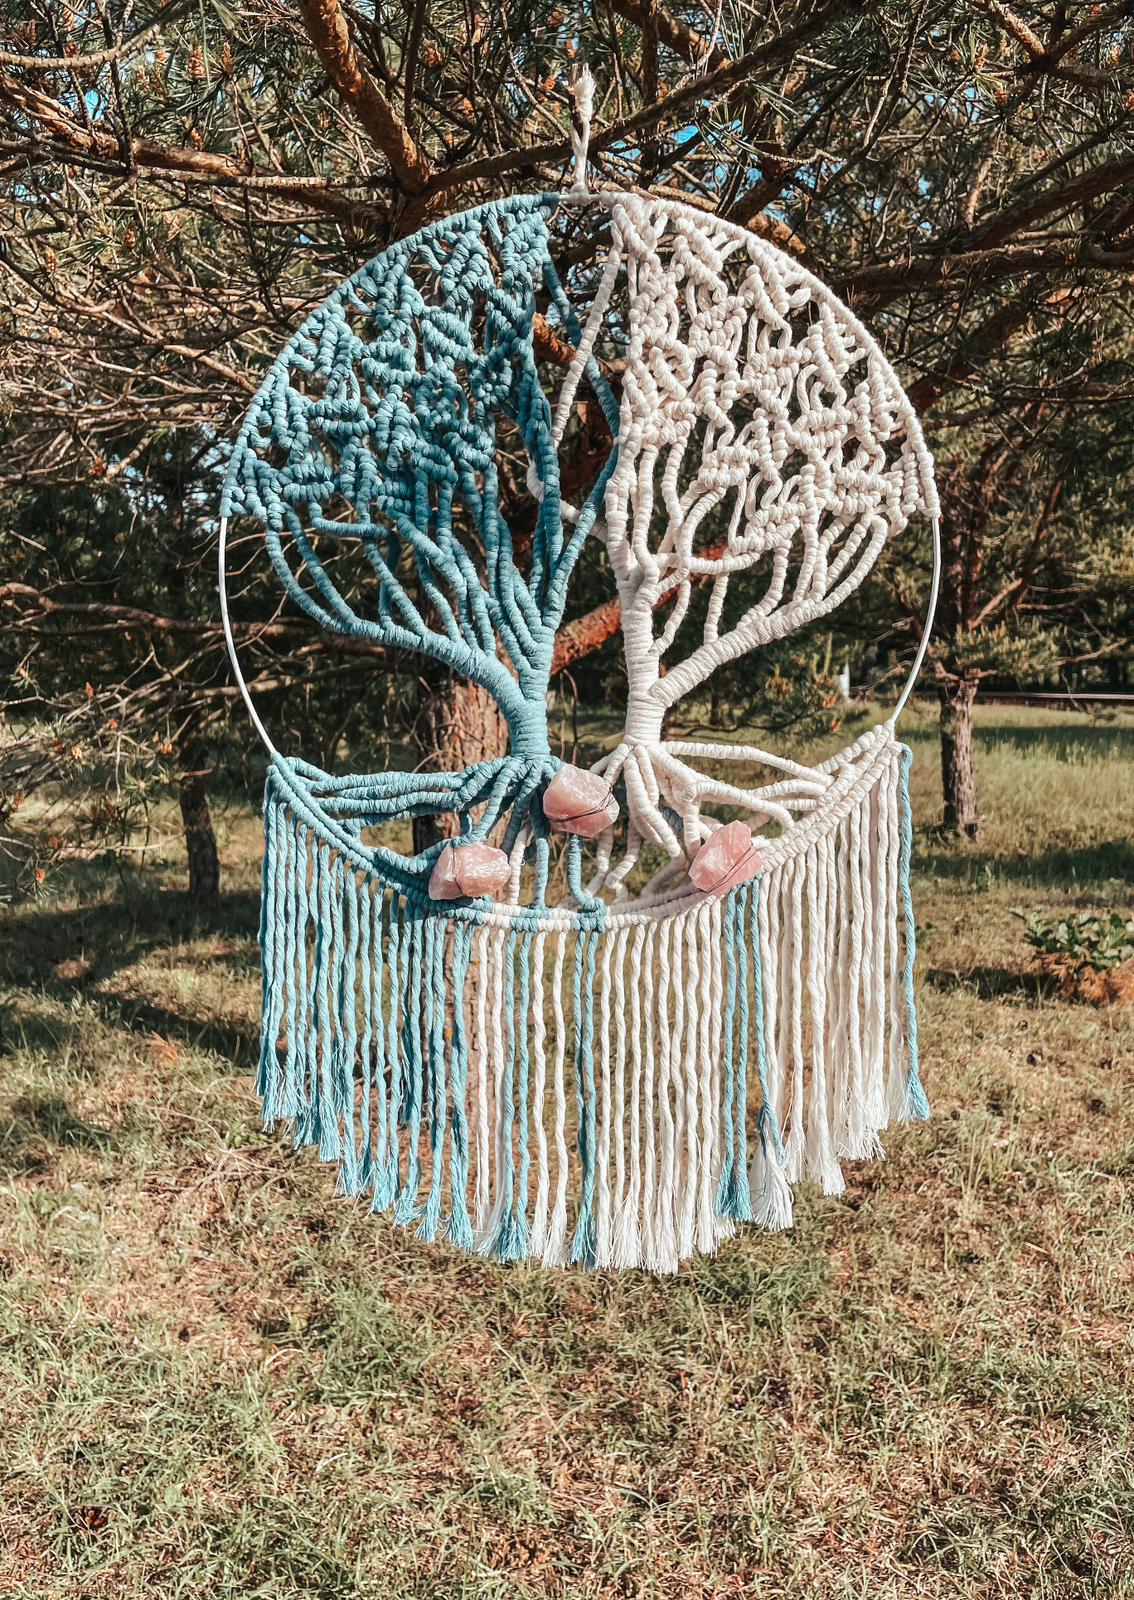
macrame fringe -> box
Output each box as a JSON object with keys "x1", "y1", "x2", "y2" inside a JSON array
[{"x1": 256, "y1": 738, "x2": 927, "y2": 1272}]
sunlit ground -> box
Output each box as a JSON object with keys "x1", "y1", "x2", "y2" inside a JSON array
[{"x1": 1, "y1": 704, "x2": 1131, "y2": 1598}]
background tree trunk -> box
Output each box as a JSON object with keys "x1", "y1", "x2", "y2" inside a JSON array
[
  {"x1": 939, "y1": 676, "x2": 980, "y2": 837},
  {"x1": 411, "y1": 673, "x2": 508, "y2": 853},
  {"x1": 177, "y1": 733, "x2": 220, "y2": 908}
]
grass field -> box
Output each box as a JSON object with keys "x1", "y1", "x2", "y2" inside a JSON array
[{"x1": 1, "y1": 704, "x2": 1131, "y2": 1599}]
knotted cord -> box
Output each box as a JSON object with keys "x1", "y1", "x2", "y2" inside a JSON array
[{"x1": 219, "y1": 108, "x2": 938, "y2": 1268}]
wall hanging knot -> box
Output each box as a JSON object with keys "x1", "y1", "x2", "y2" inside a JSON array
[{"x1": 219, "y1": 93, "x2": 941, "y2": 1271}]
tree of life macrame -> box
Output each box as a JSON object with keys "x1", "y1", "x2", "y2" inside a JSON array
[{"x1": 220, "y1": 178, "x2": 939, "y2": 1272}]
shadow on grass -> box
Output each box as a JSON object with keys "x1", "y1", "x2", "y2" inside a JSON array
[
  {"x1": 917, "y1": 838, "x2": 1134, "y2": 893},
  {"x1": 927, "y1": 965, "x2": 1057, "y2": 1004},
  {"x1": 902, "y1": 717, "x2": 1134, "y2": 757},
  {"x1": 970, "y1": 722, "x2": 1134, "y2": 760},
  {"x1": 0, "y1": 1091, "x2": 117, "y2": 1176},
  {"x1": 0, "y1": 869, "x2": 262, "y2": 1070},
  {"x1": 0, "y1": 879, "x2": 261, "y2": 987},
  {"x1": 90, "y1": 988, "x2": 259, "y2": 1066},
  {"x1": 0, "y1": 979, "x2": 259, "y2": 1076}
]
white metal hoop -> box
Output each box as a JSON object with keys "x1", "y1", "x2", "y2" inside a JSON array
[
  {"x1": 217, "y1": 512, "x2": 277, "y2": 756},
  {"x1": 890, "y1": 513, "x2": 940, "y2": 725}
]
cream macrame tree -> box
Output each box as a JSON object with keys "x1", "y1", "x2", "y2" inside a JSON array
[{"x1": 554, "y1": 193, "x2": 939, "y2": 900}]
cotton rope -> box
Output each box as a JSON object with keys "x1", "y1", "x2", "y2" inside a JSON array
[{"x1": 220, "y1": 75, "x2": 939, "y2": 1269}]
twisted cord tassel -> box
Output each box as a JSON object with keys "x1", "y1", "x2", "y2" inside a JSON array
[
  {"x1": 254, "y1": 726, "x2": 926, "y2": 1271},
  {"x1": 570, "y1": 68, "x2": 595, "y2": 196}
]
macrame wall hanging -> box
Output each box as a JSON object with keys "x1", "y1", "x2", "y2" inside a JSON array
[{"x1": 219, "y1": 76, "x2": 941, "y2": 1273}]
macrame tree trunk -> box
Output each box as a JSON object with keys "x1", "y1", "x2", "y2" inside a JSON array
[
  {"x1": 177, "y1": 729, "x2": 220, "y2": 908},
  {"x1": 411, "y1": 672, "x2": 508, "y2": 853},
  {"x1": 938, "y1": 674, "x2": 980, "y2": 838}
]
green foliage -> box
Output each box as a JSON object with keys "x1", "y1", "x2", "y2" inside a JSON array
[
  {"x1": 940, "y1": 621, "x2": 1064, "y2": 682},
  {"x1": 1018, "y1": 910, "x2": 1134, "y2": 975}
]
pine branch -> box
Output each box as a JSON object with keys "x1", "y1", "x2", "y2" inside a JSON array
[
  {"x1": 907, "y1": 295, "x2": 1040, "y2": 412},
  {"x1": 977, "y1": 156, "x2": 1134, "y2": 251},
  {"x1": 0, "y1": 583, "x2": 400, "y2": 666},
  {"x1": 1047, "y1": 0, "x2": 1133, "y2": 61},
  {"x1": 606, "y1": 0, "x2": 729, "y2": 72},
  {"x1": 296, "y1": 0, "x2": 432, "y2": 192},
  {"x1": 426, "y1": 0, "x2": 873, "y2": 199},
  {"x1": 0, "y1": 69, "x2": 384, "y2": 227},
  {"x1": 840, "y1": 236, "x2": 1134, "y2": 296},
  {"x1": 0, "y1": 6, "x2": 189, "y2": 73},
  {"x1": 970, "y1": 0, "x2": 1121, "y2": 88},
  {"x1": 551, "y1": 598, "x2": 624, "y2": 673}
]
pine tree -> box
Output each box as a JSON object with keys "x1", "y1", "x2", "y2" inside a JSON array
[{"x1": 3, "y1": 0, "x2": 1134, "y2": 887}]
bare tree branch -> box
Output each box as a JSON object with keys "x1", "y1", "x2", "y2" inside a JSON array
[
  {"x1": 0, "y1": 68, "x2": 384, "y2": 226},
  {"x1": 607, "y1": 0, "x2": 729, "y2": 72},
  {"x1": 0, "y1": 6, "x2": 189, "y2": 73},
  {"x1": 425, "y1": 0, "x2": 874, "y2": 199}
]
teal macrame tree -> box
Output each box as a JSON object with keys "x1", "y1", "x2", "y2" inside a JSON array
[{"x1": 223, "y1": 193, "x2": 619, "y2": 903}]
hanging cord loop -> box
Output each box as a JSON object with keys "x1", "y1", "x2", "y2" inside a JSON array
[{"x1": 570, "y1": 68, "x2": 595, "y2": 196}]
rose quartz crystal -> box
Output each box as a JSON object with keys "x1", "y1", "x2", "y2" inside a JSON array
[
  {"x1": 428, "y1": 842, "x2": 511, "y2": 901},
  {"x1": 688, "y1": 822, "x2": 762, "y2": 899},
  {"x1": 542, "y1": 765, "x2": 619, "y2": 838}
]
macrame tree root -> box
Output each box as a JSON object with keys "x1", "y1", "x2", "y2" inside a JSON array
[
  {"x1": 586, "y1": 722, "x2": 894, "y2": 901},
  {"x1": 294, "y1": 752, "x2": 564, "y2": 901},
  {"x1": 256, "y1": 733, "x2": 926, "y2": 1272}
]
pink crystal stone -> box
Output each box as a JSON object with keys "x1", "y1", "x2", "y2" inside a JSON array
[
  {"x1": 542, "y1": 764, "x2": 619, "y2": 838},
  {"x1": 688, "y1": 822, "x2": 762, "y2": 899},
  {"x1": 428, "y1": 842, "x2": 511, "y2": 901}
]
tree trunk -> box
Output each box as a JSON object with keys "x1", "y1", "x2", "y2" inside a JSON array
[
  {"x1": 177, "y1": 735, "x2": 220, "y2": 908},
  {"x1": 411, "y1": 673, "x2": 508, "y2": 853},
  {"x1": 939, "y1": 676, "x2": 980, "y2": 837}
]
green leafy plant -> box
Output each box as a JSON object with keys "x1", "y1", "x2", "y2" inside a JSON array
[{"x1": 1017, "y1": 911, "x2": 1134, "y2": 975}]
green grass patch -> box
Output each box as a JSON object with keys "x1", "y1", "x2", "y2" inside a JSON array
[{"x1": 0, "y1": 704, "x2": 1131, "y2": 1597}]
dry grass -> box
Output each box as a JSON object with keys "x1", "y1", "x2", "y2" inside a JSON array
[{"x1": 0, "y1": 704, "x2": 1131, "y2": 1599}]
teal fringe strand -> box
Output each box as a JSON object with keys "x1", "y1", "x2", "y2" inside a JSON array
[
  {"x1": 751, "y1": 879, "x2": 789, "y2": 1179},
  {"x1": 354, "y1": 876, "x2": 374, "y2": 1193},
  {"x1": 277, "y1": 815, "x2": 302, "y2": 1122},
  {"x1": 367, "y1": 885, "x2": 391, "y2": 1208},
  {"x1": 393, "y1": 910, "x2": 427, "y2": 1226},
  {"x1": 372, "y1": 892, "x2": 401, "y2": 1213},
  {"x1": 570, "y1": 929, "x2": 599, "y2": 1268},
  {"x1": 418, "y1": 916, "x2": 449, "y2": 1241},
  {"x1": 291, "y1": 821, "x2": 318, "y2": 1149},
  {"x1": 256, "y1": 788, "x2": 278, "y2": 1106},
  {"x1": 445, "y1": 923, "x2": 475, "y2": 1252},
  {"x1": 715, "y1": 885, "x2": 753, "y2": 1223},
  {"x1": 335, "y1": 858, "x2": 363, "y2": 1196}
]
